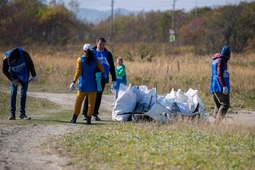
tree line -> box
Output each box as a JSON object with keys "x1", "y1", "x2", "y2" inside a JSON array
[{"x1": 0, "y1": 0, "x2": 254, "y2": 54}]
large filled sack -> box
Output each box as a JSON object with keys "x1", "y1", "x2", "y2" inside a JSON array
[
  {"x1": 112, "y1": 85, "x2": 207, "y2": 123},
  {"x1": 112, "y1": 84, "x2": 136, "y2": 122}
]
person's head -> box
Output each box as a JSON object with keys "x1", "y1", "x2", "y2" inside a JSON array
[
  {"x1": 221, "y1": 46, "x2": 231, "y2": 59},
  {"x1": 83, "y1": 43, "x2": 94, "y2": 63},
  {"x1": 7, "y1": 48, "x2": 19, "y2": 63},
  {"x1": 117, "y1": 57, "x2": 123, "y2": 65},
  {"x1": 83, "y1": 43, "x2": 92, "y2": 54},
  {"x1": 96, "y1": 37, "x2": 106, "y2": 51}
]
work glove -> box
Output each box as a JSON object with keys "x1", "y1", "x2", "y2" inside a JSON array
[
  {"x1": 32, "y1": 76, "x2": 38, "y2": 82},
  {"x1": 110, "y1": 81, "x2": 116, "y2": 93},
  {"x1": 69, "y1": 82, "x2": 75, "y2": 92},
  {"x1": 95, "y1": 72, "x2": 102, "y2": 92},
  {"x1": 222, "y1": 86, "x2": 228, "y2": 95}
]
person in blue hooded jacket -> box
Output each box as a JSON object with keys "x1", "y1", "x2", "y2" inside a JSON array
[
  {"x1": 69, "y1": 43, "x2": 104, "y2": 124},
  {"x1": 210, "y1": 45, "x2": 231, "y2": 122},
  {"x1": 2, "y1": 48, "x2": 38, "y2": 120},
  {"x1": 82, "y1": 37, "x2": 116, "y2": 121}
]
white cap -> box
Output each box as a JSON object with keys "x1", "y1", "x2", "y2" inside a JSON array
[{"x1": 83, "y1": 43, "x2": 92, "y2": 51}]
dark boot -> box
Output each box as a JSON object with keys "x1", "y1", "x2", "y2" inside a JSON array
[
  {"x1": 9, "y1": 113, "x2": 15, "y2": 120},
  {"x1": 86, "y1": 116, "x2": 91, "y2": 125},
  {"x1": 8, "y1": 116, "x2": 16, "y2": 120},
  {"x1": 70, "y1": 114, "x2": 78, "y2": 123},
  {"x1": 82, "y1": 114, "x2": 87, "y2": 120},
  {"x1": 92, "y1": 115, "x2": 101, "y2": 121}
]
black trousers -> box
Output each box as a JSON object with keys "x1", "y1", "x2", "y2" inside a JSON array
[
  {"x1": 212, "y1": 92, "x2": 230, "y2": 119},
  {"x1": 82, "y1": 78, "x2": 106, "y2": 116}
]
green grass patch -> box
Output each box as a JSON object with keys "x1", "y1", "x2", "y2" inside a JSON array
[
  {"x1": 0, "y1": 90, "x2": 71, "y2": 125},
  {"x1": 55, "y1": 123, "x2": 255, "y2": 170}
]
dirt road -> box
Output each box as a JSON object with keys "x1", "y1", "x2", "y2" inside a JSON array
[
  {"x1": 0, "y1": 92, "x2": 254, "y2": 170},
  {"x1": 27, "y1": 92, "x2": 114, "y2": 115},
  {"x1": 0, "y1": 92, "x2": 114, "y2": 170},
  {"x1": 0, "y1": 124, "x2": 74, "y2": 170}
]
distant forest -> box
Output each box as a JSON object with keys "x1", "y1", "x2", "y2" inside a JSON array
[{"x1": 0, "y1": 0, "x2": 254, "y2": 54}]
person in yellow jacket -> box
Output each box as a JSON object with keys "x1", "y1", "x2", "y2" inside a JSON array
[{"x1": 69, "y1": 43, "x2": 104, "y2": 124}]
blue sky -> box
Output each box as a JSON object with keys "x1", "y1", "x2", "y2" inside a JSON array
[{"x1": 59, "y1": 0, "x2": 252, "y2": 12}]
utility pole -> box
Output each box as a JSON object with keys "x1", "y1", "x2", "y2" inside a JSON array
[
  {"x1": 109, "y1": 0, "x2": 114, "y2": 42},
  {"x1": 169, "y1": 0, "x2": 176, "y2": 45},
  {"x1": 171, "y1": 0, "x2": 176, "y2": 31},
  {"x1": 195, "y1": 2, "x2": 197, "y2": 17}
]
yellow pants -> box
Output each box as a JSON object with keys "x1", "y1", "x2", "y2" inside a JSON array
[{"x1": 74, "y1": 91, "x2": 97, "y2": 117}]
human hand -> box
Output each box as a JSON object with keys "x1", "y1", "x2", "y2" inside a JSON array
[
  {"x1": 32, "y1": 76, "x2": 38, "y2": 82},
  {"x1": 12, "y1": 79, "x2": 20, "y2": 87},
  {"x1": 222, "y1": 86, "x2": 228, "y2": 95},
  {"x1": 69, "y1": 82, "x2": 75, "y2": 92}
]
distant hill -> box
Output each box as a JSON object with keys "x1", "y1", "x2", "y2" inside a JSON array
[{"x1": 76, "y1": 8, "x2": 139, "y2": 24}]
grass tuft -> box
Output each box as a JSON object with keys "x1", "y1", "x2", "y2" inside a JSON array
[{"x1": 54, "y1": 123, "x2": 255, "y2": 170}]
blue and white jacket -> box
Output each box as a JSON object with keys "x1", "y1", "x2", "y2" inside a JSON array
[
  {"x1": 3, "y1": 48, "x2": 36, "y2": 82},
  {"x1": 92, "y1": 47, "x2": 116, "y2": 83}
]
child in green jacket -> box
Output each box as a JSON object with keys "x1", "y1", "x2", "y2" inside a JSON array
[{"x1": 113, "y1": 57, "x2": 127, "y2": 99}]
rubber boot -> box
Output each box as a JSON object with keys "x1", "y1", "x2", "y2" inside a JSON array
[
  {"x1": 70, "y1": 114, "x2": 78, "y2": 123},
  {"x1": 86, "y1": 116, "x2": 91, "y2": 125}
]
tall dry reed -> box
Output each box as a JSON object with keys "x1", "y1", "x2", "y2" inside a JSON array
[{"x1": 0, "y1": 46, "x2": 254, "y2": 109}]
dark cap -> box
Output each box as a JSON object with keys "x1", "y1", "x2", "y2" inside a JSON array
[{"x1": 221, "y1": 46, "x2": 231, "y2": 57}]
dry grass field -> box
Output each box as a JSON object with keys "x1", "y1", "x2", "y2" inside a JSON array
[
  {"x1": 0, "y1": 44, "x2": 255, "y2": 170},
  {"x1": 0, "y1": 44, "x2": 254, "y2": 109}
]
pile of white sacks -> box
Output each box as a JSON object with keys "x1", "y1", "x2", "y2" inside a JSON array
[{"x1": 112, "y1": 84, "x2": 207, "y2": 124}]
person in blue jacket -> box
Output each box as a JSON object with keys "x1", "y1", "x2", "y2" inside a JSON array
[
  {"x1": 2, "y1": 48, "x2": 38, "y2": 120},
  {"x1": 82, "y1": 37, "x2": 116, "y2": 121},
  {"x1": 210, "y1": 45, "x2": 231, "y2": 122},
  {"x1": 69, "y1": 44, "x2": 104, "y2": 124}
]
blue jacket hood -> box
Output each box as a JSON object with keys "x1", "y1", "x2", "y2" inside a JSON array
[{"x1": 221, "y1": 46, "x2": 231, "y2": 59}]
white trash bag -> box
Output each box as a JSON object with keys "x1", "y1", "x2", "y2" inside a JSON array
[
  {"x1": 112, "y1": 84, "x2": 136, "y2": 122},
  {"x1": 145, "y1": 102, "x2": 173, "y2": 124}
]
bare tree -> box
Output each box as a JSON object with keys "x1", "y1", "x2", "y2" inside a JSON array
[
  {"x1": 0, "y1": 0, "x2": 8, "y2": 9},
  {"x1": 68, "y1": 0, "x2": 79, "y2": 16}
]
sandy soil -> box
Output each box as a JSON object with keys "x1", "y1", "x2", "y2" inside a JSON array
[{"x1": 0, "y1": 92, "x2": 254, "y2": 170}]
